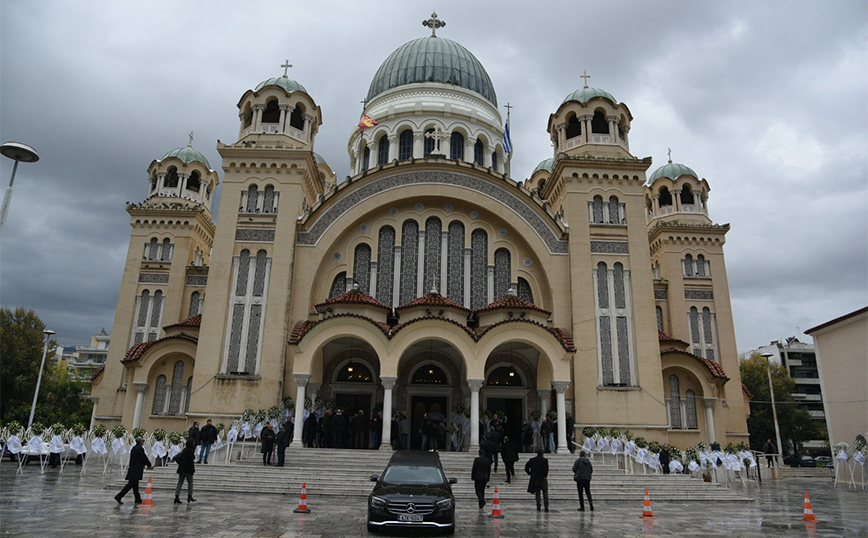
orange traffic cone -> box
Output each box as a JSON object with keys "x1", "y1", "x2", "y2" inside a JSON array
[
  {"x1": 488, "y1": 487, "x2": 504, "y2": 519},
  {"x1": 140, "y1": 476, "x2": 155, "y2": 507},
  {"x1": 639, "y1": 489, "x2": 655, "y2": 519},
  {"x1": 802, "y1": 491, "x2": 816, "y2": 522},
  {"x1": 293, "y1": 482, "x2": 311, "y2": 513}
]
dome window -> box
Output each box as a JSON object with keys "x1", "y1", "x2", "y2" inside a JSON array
[
  {"x1": 399, "y1": 130, "x2": 413, "y2": 160},
  {"x1": 450, "y1": 132, "x2": 464, "y2": 160},
  {"x1": 591, "y1": 110, "x2": 608, "y2": 134},
  {"x1": 659, "y1": 187, "x2": 672, "y2": 207},
  {"x1": 566, "y1": 113, "x2": 582, "y2": 139},
  {"x1": 680, "y1": 188, "x2": 694, "y2": 205},
  {"x1": 262, "y1": 99, "x2": 280, "y2": 124},
  {"x1": 377, "y1": 135, "x2": 390, "y2": 165},
  {"x1": 165, "y1": 167, "x2": 179, "y2": 189},
  {"x1": 289, "y1": 105, "x2": 305, "y2": 131},
  {"x1": 362, "y1": 145, "x2": 370, "y2": 170},
  {"x1": 187, "y1": 171, "x2": 201, "y2": 193},
  {"x1": 473, "y1": 139, "x2": 484, "y2": 166}
]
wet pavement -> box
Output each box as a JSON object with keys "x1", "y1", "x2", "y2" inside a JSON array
[{"x1": 1, "y1": 462, "x2": 865, "y2": 537}]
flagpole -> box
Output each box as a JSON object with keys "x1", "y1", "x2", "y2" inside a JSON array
[{"x1": 504, "y1": 102, "x2": 513, "y2": 178}]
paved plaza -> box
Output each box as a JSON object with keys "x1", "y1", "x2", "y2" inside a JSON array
[{"x1": 1, "y1": 462, "x2": 865, "y2": 537}]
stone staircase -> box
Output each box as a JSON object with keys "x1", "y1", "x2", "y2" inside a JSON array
[
  {"x1": 110, "y1": 447, "x2": 754, "y2": 503},
  {"x1": 780, "y1": 466, "x2": 834, "y2": 480}
]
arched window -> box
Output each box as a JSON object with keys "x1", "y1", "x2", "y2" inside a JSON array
[
  {"x1": 412, "y1": 363, "x2": 448, "y2": 385},
  {"x1": 487, "y1": 365, "x2": 523, "y2": 386},
  {"x1": 148, "y1": 290, "x2": 162, "y2": 341},
  {"x1": 446, "y1": 221, "x2": 465, "y2": 304},
  {"x1": 450, "y1": 132, "x2": 464, "y2": 160},
  {"x1": 399, "y1": 220, "x2": 419, "y2": 304},
  {"x1": 336, "y1": 361, "x2": 373, "y2": 383},
  {"x1": 424, "y1": 128, "x2": 435, "y2": 155},
  {"x1": 608, "y1": 196, "x2": 620, "y2": 224},
  {"x1": 683, "y1": 254, "x2": 694, "y2": 277},
  {"x1": 376, "y1": 226, "x2": 396, "y2": 306},
  {"x1": 147, "y1": 238, "x2": 159, "y2": 260},
  {"x1": 474, "y1": 139, "x2": 484, "y2": 165},
  {"x1": 696, "y1": 254, "x2": 706, "y2": 277},
  {"x1": 329, "y1": 272, "x2": 347, "y2": 299},
  {"x1": 354, "y1": 244, "x2": 372, "y2": 295},
  {"x1": 168, "y1": 360, "x2": 185, "y2": 415},
  {"x1": 137, "y1": 290, "x2": 150, "y2": 327},
  {"x1": 491, "y1": 151, "x2": 498, "y2": 172},
  {"x1": 377, "y1": 135, "x2": 390, "y2": 165},
  {"x1": 262, "y1": 99, "x2": 280, "y2": 124},
  {"x1": 566, "y1": 113, "x2": 581, "y2": 139},
  {"x1": 165, "y1": 167, "x2": 179, "y2": 188},
  {"x1": 517, "y1": 277, "x2": 534, "y2": 304},
  {"x1": 226, "y1": 249, "x2": 271, "y2": 375},
  {"x1": 668, "y1": 374, "x2": 682, "y2": 429},
  {"x1": 689, "y1": 306, "x2": 701, "y2": 356},
  {"x1": 149, "y1": 174, "x2": 157, "y2": 193},
  {"x1": 152, "y1": 375, "x2": 167, "y2": 415},
  {"x1": 659, "y1": 187, "x2": 672, "y2": 207},
  {"x1": 591, "y1": 196, "x2": 604, "y2": 223},
  {"x1": 184, "y1": 376, "x2": 193, "y2": 413},
  {"x1": 656, "y1": 305, "x2": 664, "y2": 331},
  {"x1": 423, "y1": 217, "x2": 442, "y2": 293},
  {"x1": 596, "y1": 262, "x2": 609, "y2": 308},
  {"x1": 591, "y1": 110, "x2": 608, "y2": 134},
  {"x1": 680, "y1": 187, "x2": 695, "y2": 205},
  {"x1": 189, "y1": 291, "x2": 201, "y2": 317},
  {"x1": 613, "y1": 262, "x2": 626, "y2": 309},
  {"x1": 399, "y1": 130, "x2": 414, "y2": 160},
  {"x1": 362, "y1": 145, "x2": 370, "y2": 171},
  {"x1": 702, "y1": 307, "x2": 715, "y2": 361},
  {"x1": 187, "y1": 171, "x2": 201, "y2": 193},
  {"x1": 289, "y1": 105, "x2": 304, "y2": 130},
  {"x1": 685, "y1": 390, "x2": 698, "y2": 429},
  {"x1": 246, "y1": 185, "x2": 259, "y2": 212},
  {"x1": 160, "y1": 238, "x2": 172, "y2": 261},
  {"x1": 262, "y1": 185, "x2": 276, "y2": 213},
  {"x1": 470, "y1": 229, "x2": 488, "y2": 309},
  {"x1": 494, "y1": 248, "x2": 511, "y2": 299}
]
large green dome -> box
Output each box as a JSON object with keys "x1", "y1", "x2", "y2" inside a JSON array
[
  {"x1": 367, "y1": 36, "x2": 497, "y2": 106},
  {"x1": 645, "y1": 162, "x2": 698, "y2": 186},
  {"x1": 161, "y1": 145, "x2": 210, "y2": 169}
]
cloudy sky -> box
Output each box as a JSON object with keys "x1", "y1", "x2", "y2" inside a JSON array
[{"x1": 1, "y1": 1, "x2": 866, "y2": 353}]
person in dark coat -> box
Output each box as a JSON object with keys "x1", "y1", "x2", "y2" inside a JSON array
[
  {"x1": 521, "y1": 420, "x2": 533, "y2": 453},
  {"x1": 500, "y1": 435, "x2": 519, "y2": 483},
  {"x1": 114, "y1": 437, "x2": 152, "y2": 505},
  {"x1": 198, "y1": 419, "x2": 218, "y2": 464},
  {"x1": 188, "y1": 421, "x2": 201, "y2": 447},
  {"x1": 304, "y1": 412, "x2": 317, "y2": 447},
  {"x1": 763, "y1": 439, "x2": 776, "y2": 467},
  {"x1": 572, "y1": 450, "x2": 593, "y2": 511},
  {"x1": 173, "y1": 438, "x2": 196, "y2": 503},
  {"x1": 488, "y1": 427, "x2": 502, "y2": 472},
  {"x1": 480, "y1": 435, "x2": 497, "y2": 469},
  {"x1": 659, "y1": 444, "x2": 671, "y2": 474},
  {"x1": 320, "y1": 410, "x2": 333, "y2": 448},
  {"x1": 276, "y1": 424, "x2": 290, "y2": 466},
  {"x1": 471, "y1": 448, "x2": 492, "y2": 509},
  {"x1": 261, "y1": 423, "x2": 276, "y2": 466},
  {"x1": 331, "y1": 409, "x2": 347, "y2": 449},
  {"x1": 540, "y1": 418, "x2": 552, "y2": 453},
  {"x1": 525, "y1": 450, "x2": 549, "y2": 512},
  {"x1": 566, "y1": 413, "x2": 576, "y2": 453},
  {"x1": 351, "y1": 410, "x2": 369, "y2": 449},
  {"x1": 369, "y1": 411, "x2": 381, "y2": 449}
]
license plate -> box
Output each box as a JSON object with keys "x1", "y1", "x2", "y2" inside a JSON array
[{"x1": 398, "y1": 514, "x2": 423, "y2": 522}]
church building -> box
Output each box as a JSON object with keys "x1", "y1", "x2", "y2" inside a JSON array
[{"x1": 91, "y1": 13, "x2": 750, "y2": 452}]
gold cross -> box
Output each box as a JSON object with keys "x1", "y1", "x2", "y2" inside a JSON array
[
  {"x1": 281, "y1": 60, "x2": 292, "y2": 77},
  {"x1": 581, "y1": 70, "x2": 591, "y2": 88},
  {"x1": 422, "y1": 12, "x2": 446, "y2": 37}
]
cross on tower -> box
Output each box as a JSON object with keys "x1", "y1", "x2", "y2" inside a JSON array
[
  {"x1": 281, "y1": 60, "x2": 292, "y2": 77},
  {"x1": 360, "y1": 97, "x2": 370, "y2": 111},
  {"x1": 667, "y1": 148, "x2": 672, "y2": 164},
  {"x1": 422, "y1": 12, "x2": 446, "y2": 37},
  {"x1": 188, "y1": 131, "x2": 194, "y2": 147},
  {"x1": 504, "y1": 102, "x2": 514, "y2": 116},
  {"x1": 581, "y1": 70, "x2": 591, "y2": 88}
]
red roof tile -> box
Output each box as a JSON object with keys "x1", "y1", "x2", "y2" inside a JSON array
[
  {"x1": 742, "y1": 383, "x2": 753, "y2": 399},
  {"x1": 289, "y1": 313, "x2": 391, "y2": 345},
  {"x1": 315, "y1": 290, "x2": 390, "y2": 310},
  {"x1": 660, "y1": 347, "x2": 729, "y2": 380},
  {"x1": 91, "y1": 364, "x2": 105, "y2": 381},
  {"x1": 396, "y1": 293, "x2": 471, "y2": 313},
  {"x1": 658, "y1": 330, "x2": 687, "y2": 344},
  {"x1": 164, "y1": 315, "x2": 201, "y2": 329},
  {"x1": 475, "y1": 319, "x2": 576, "y2": 352},
  {"x1": 122, "y1": 333, "x2": 199, "y2": 363},
  {"x1": 389, "y1": 316, "x2": 478, "y2": 340},
  {"x1": 475, "y1": 295, "x2": 551, "y2": 316}
]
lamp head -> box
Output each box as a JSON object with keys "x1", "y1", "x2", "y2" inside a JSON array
[{"x1": 43, "y1": 329, "x2": 55, "y2": 338}]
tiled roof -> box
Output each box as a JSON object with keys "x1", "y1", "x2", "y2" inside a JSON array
[
  {"x1": 658, "y1": 330, "x2": 687, "y2": 344},
  {"x1": 122, "y1": 333, "x2": 199, "y2": 363},
  {"x1": 476, "y1": 319, "x2": 576, "y2": 352},
  {"x1": 396, "y1": 293, "x2": 471, "y2": 313},
  {"x1": 389, "y1": 316, "x2": 478, "y2": 340},
  {"x1": 91, "y1": 364, "x2": 105, "y2": 381},
  {"x1": 315, "y1": 290, "x2": 390, "y2": 311},
  {"x1": 742, "y1": 383, "x2": 754, "y2": 400},
  {"x1": 660, "y1": 347, "x2": 729, "y2": 380},
  {"x1": 289, "y1": 314, "x2": 391, "y2": 344},
  {"x1": 475, "y1": 295, "x2": 551, "y2": 316},
  {"x1": 164, "y1": 315, "x2": 201, "y2": 329}
]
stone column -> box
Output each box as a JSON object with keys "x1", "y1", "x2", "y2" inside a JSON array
[
  {"x1": 132, "y1": 383, "x2": 148, "y2": 430},
  {"x1": 704, "y1": 398, "x2": 716, "y2": 445},
  {"x1": 466, "y1": 137, "x2": 476, "y2": 165},
  {"x1": 370, "y1": 261, "x2": 378, "y2": 300},
  {"x1": 308, "y1": 382, "x2": 321, "y2": 403},
  {"x1": 487, "y1": 265, "x2": 494, "y2": 304},
  {"x1": 468, "y1": 379, "x2": 484, "y2": 451},
  {"x1": 388, "y1": 135, "x2": 398, "y2": 162},
  {"x1": 380, "y1": 376, "x2": 397, "y2": 451},
  {"x1": 292, "y1": 374, "x2": 310, "y2": 445},
  {"x1": 303, "y1": 114, "x2": 314, "y2": 142},
  {"x1": 552, "y1": 381, "x2": 570, "y2": 453},
  {"x1": 607, "y1": 115, "x2": 618, "y2": 143},
  {"x1": 651, "y1": 194, "x2": 660, "y2": 216},
  {"x1": 673, "y1": 189, "x2": 682, "y2": 212},
  {"x1": 537, "y1": 389, "x2": 550, "y2": 417},
  {"x1": 278, "y1": 104, "x2": 290, "y2": 133},
  {"x1": 581, "y1": 115, "x2": 592, "y2": 144},
  {"x1": 413, "y1": 133, "x2": 424, "y2": 159},
  {"x1": 252, "y1": 104, "x2": 264, "y2": 132}
]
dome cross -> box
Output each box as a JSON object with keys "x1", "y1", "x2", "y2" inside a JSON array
[
  {"x1": 580, "y1": 70, "x2": 591, "y2": 88},
  {"x1": 667, "y1": 148, "x2": 672, "y2": 164},
  {"x1": 281, "y1": 60, "x2": 293, "y2": 77},
  {"x1": 188, "y1": 131, "x2": 194, "y2": 147},
  {"x1": 422, "y1": 12, "x2": 446, "y2": 37}
]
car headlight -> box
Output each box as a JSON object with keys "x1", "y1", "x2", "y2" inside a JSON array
[
  {"x1": 370, "y1": 496, "x2": 386, "y2": 509},
  {"x1": 436, "y1": 498, "x2": 453, "y2": 510}
]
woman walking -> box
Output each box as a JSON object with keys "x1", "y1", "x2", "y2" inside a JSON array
[{"x1": 174, "y1": 438, "x2": 196, "y2": 504}]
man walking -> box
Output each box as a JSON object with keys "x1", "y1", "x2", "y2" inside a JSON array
[
  {"x1": 276, "y1": 423, "x2": 290, "y2": 466},
  {"x1": 660, "y1": 444, "x2": 671, "y2": 474},
  {"x1": 763, "y1": 439, "x2": 776, "y2": 467},
  {"x1": 114, "y1": 437, "x2": 152, "y2": 505},
  {"x1": 471, "y1": 448, "x2": 492, "y2": 509},
  {"x1": 525, "y1": 450, "x2": 549, "y2": 512},
  {"x1": 501, "y1": 435, "x2": 519, "y2": 483},
  {"x1": 198, "y1": 419, "x2": 217, "y2": 464},
  {"x1": 572, "y1": 450, "x2": 594, "y2": 511}
]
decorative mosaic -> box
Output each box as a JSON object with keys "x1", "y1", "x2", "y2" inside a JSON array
[
  {"x1": 245, "y1": 304, "x2": 262, "y2": 374},
  {"x1": 685, "y1": 390, "x2": 697, "y2": 429},
  {"x1": 152, "y1": 375, "x2": 167, "y2": 415},
  {"x1": 376, "y1": 227, "x2": 395, "y2": 306},
  {"x1": 329, "y1": 272, "x2": 346, "y2": 299},
  {"x1": 168, "y1": 360, "x2": 184, "y2": 415},
  {"x1": 654, "y1": 289, "x2": 668, "y2": 300},
  {"x1": 613, "y1": 263, "x2": 626, "y2": 309},
  {"x1": 137, "y1": 292, "x2": 150, "y2": 327},
  {"x1": 517, "y1": 278, "x2": 534, "y2": 303},
  {"x1": 470, "y1": 229, "x2": 488, "y2": 309},
  {"x1": 685, "y1": 289, "x2": 714, "y2": 301},
  {"x1": 189, "y1": 292, "x2": 200, "y2": 318},
  {"x1": 186, "y1": 275, "x2": 208, "y2": 287},
  {"x1": 705, "y1": 348, "x2": 715, "y2": 363},
  {"x1": 668, "y1": 375, "x2": 682, "y2": 429},
  {"x1": 149, "y1": 293, "x2": 163, "y2": 329},
  {"x1": 423, "y1": 217, "x2": 442, "y2": 293},
  {"x1": 359, "y1": 223, "x2": 369, "y2": 232},
  {"x1": 399, "y1": 220, "x2": 419, "y2": 304},
  {"x1": 599, "y1": 316, "x2": 613, "y2": 385},
  {"x1": 494, "y1": 248, "x2": 510, "y2": 300},
  {"x1": 592, "y1": 197, "x2": 603, "y2": 223},
  {"x1": 689, "y1": 307, "x2": 700, "y2": 344},
  {"x1": 246, "y1": 185, "x2": 259, "y2": 212},
  {"x1": 252, "y1": 251, "x2": 268, "y2": 297},
  {"x1": 702, "y1": 308, "x2": 714, "y2": 342},
  {"x1": 262, "y1": 186, "x2": 276, "y2": 213},
  {"x1": 590, "y1": 241, "x2": 629, "y2": 255},
  {"x1": 389, "y1": 207, "x2": 399, "y2": 217},
  {"x1": 596, "y1": 262, "x2": 609, "y2": 308},
  {"x1": 332, "y1": 251, "x2": 343, "y2": 262},
  {"x1": 226, "y1": 304, "x2": 245, "y2": 372},
  {"x1": 354, "y1": 244, "x2": 372, "y2": 295},
  {"x1": 296, "y1": 170, "x2": 568, "y2": 254},
  {"x1": 498, "y1": 228, "x2": 508, "y2": 237},
  {"x1": 608, "y1": 196, "x2": 620, "y2": 224},
  {"x1": 235, "y1": 229, "x2": 275, "y2": 242},
  {"x1": 139, "y1": 272, "x2": 169, "y2": 284},
  {"x1": 523, "y1": 257, "x2": 533, "y2": 267},
  {"x1": 616, "y1": 316, "x2": 630, "y2": 383},
  {"x1": 447, "y1": 221, "x2": 464, "y2": 304},
  {"x1": 236, "y1": 251, "x2": 250, "y2": 297}
]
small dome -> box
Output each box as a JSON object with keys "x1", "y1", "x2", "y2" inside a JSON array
[
  {"x1": 646, "y1": 162, "x2": 698, "y2": 186},
  {"x1": 255, "y1": 75, "x2": 307, "y2": 94},
  {"x1": 367, "y1": 36, "x2": 497, "y2": 106},
  {"x1": 161, "y1": 145, "x2": 211, "y2": 169},
  {"x1": 314, "y1": 152, "x2": 328, "y2": 166},
  {"x1": 532, "y1": 157, "x2": 554, "y2": 175},
  {"x1": 562, "y1": 86, "x2": 617, "y2": 105}
]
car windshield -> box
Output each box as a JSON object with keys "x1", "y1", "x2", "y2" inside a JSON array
[{"x1": 382, "y1": 465, "x2": 445, "y2": 485}]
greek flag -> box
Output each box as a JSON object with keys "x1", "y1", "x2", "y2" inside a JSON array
[{"x1": 503, "y1": 120, "x2": 512, "y2": 154}]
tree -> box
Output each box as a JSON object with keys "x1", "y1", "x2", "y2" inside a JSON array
[
  {"x1": 0, "y1": 307, "x2": 55, "y2": 420},
  {"x1": 740, "y1": 352, "x2": 824, "y2": 454}
]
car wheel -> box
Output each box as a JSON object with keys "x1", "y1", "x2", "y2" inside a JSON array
[{"x1": 367, "y1": 523, "x2": 378, "y2": 534}]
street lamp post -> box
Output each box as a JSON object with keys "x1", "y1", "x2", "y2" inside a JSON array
[
  {"x1": 0, "y1": 141, "x2": 40, "y2": 243},
  {"x1": 762, "y1": 351, "x2": 784, "y2": 469},
  {"x1": 27, "y1": 329, "x2": 56, "y2": 430}
]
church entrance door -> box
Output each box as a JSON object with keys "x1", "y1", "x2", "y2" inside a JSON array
[
  {"x1": 486, "y1": 397, "x2": 523, "y2": 448},
  {"x1": 410, "y1": 396, "x2": 447, "y2": 450}
]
